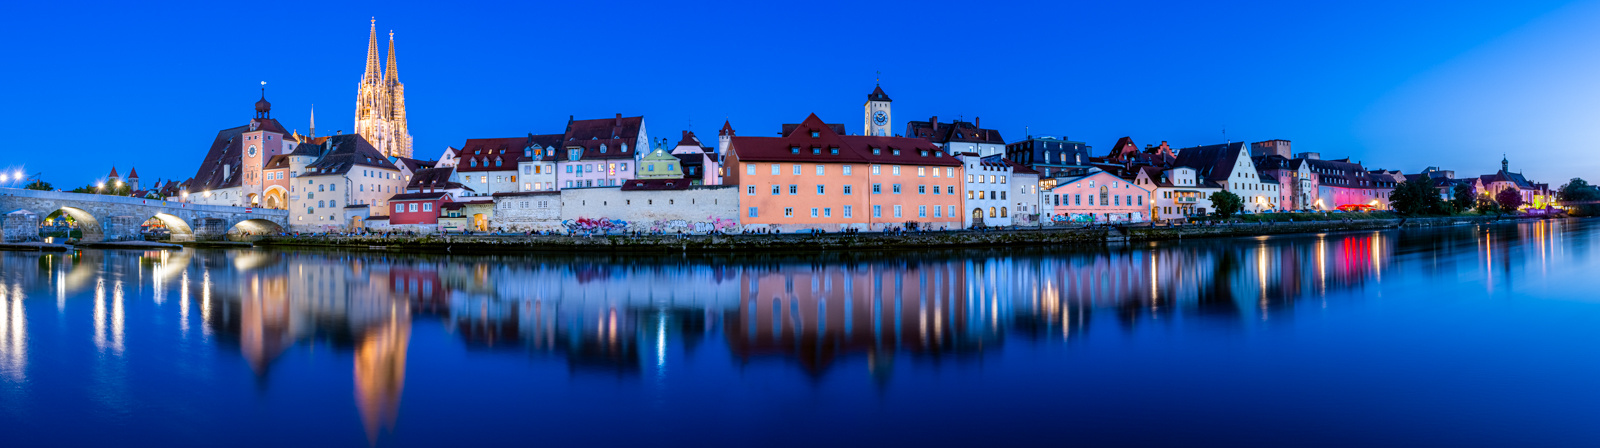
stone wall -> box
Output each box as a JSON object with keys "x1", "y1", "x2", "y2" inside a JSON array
[
  {"x1": 559, "y1": 186, "x2": 740, "y2": 233},
  {"x1": 2, "y1": 210, "x2": 39, "y2": 242},
  {"x1": 492, "y1": 192, "x2": 562, "y2": 231}
]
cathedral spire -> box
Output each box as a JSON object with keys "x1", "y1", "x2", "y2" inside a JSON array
[
  {"x1": 364, "y1": 18, "x2": 381, "y2": 82},
  {"x1": 309, "y1": 104, "x2": 316, "y2": 138},
  {"x1": 385, "y1": 30, "x2": 398, "y2": 84}
]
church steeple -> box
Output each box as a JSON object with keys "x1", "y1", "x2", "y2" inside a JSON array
[
  {"x1": 364, "y1": 18, "x2": 382, "y2": 83},
  {"x1": 385, "y1": 30, "x2": 398, "y2": 84},
  {"x1": 309, "y1": 105, "x2": 316, "y2": 138}
]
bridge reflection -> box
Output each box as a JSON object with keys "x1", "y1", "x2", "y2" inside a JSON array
[{"x1": 0, "y1": 218, "x2": 1587, "y2": 443}]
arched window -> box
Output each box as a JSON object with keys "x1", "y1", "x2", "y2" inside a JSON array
[
  {"x1": 599, "y1": 144, "x2": 608, "y2": 153},
  {"x1": 1001, "y1": 207, "x2": 1009, "y2": 217},
  {"x1": 1099, "y1": 186, "x2": 1109, "y2": 205},
  {"x1": 989, "y1": 207, "x2": 996, "y2": 218},
  {"x1": 972, "y1": 208, "x2": 983, "y2": 220}
]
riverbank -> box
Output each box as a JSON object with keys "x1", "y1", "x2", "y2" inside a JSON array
[{"x1": 251, "y1": 215, "x2": 1559, "y2": 253}]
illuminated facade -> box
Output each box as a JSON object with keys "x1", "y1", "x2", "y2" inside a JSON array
[{"x1": 353, "y1": 19, "x2": 414, "y2": 159}]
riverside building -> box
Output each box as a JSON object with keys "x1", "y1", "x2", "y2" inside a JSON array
[{"x1": 723, "y1": 113, "x2": 964, "y2": 232}]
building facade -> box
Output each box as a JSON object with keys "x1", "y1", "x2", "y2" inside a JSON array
[
  {"x1": 1045, "y1": 170, "x2": 1153, "y2": 223},
  {"x1": 724, "y1": 114, "x2": 965, "y2": 232}
]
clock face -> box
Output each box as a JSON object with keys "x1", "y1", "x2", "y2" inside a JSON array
[
  {"x1": 873, "y1": 111, "x2": 888, "y2": 126},
  {"x1": 247, "y1": 145, "x2": 258, "y2": 157}
]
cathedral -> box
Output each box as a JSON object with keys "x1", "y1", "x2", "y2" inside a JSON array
[{"x1": 354, "y1": 19, "x2": 414, "y2": 159}]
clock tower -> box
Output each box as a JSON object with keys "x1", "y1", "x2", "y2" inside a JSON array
[{"x1": 864, "y1": 85, "x2": 892, "y2": 136}]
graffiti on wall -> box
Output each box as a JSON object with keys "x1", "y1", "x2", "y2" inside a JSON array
[{"x1": 564, "y1": 216, "x2": 741, "y2": 233}]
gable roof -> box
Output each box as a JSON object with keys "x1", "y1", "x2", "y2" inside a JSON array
[
  {"x1": 406, "y1": 167, "x2": 471, "y2": 192},
  {"x1": 188, "y1": 124, "x2": 251, "y2": 192},
  {"x1": 905, "y1": 118, "x2": 1005, "y2": 145},
  {"x1": 866, "y1": 85, "x2": 891, "y2": 102},
  {"x1": 561, "y1": 114, "x2": 644, "y2": 161},
  {"x1": 302, "y1": 134, "x2": 399, "y2": 176},
  {"x1": 456, "y1": 137, "x2": 529, "y2": 172},
  {"x1": 728, "y1": 113, "x2": 960, "y2": 166},
  {"x1": 1172, "y1": 142, "x2": 1249, "y2": 182}
]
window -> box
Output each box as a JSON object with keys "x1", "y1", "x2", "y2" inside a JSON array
[
  {"x1": 843, "y1": 185, "x2": 853, "y2": 195},
  {"x1": 772, "y1": 185, "x2": 780, "y2": 195},
  {"x1": 789, "y1": 185, "x2": 798, "y2": 194},
  {"x1": 408, "y1": 203, "x2": 418, "y2": 212},
  {"x1": 893, "y1": 205, "x2": 902, "y2": 217},
  {"x1": 892, "y1": 166, "x2": 901, "y2": 176},
  {"x1": 892, "y1": 184, "x2": 902, "y2": 194},
  {"x1": 872, "y1": 165, "x2": 881, "y2": 175},
  {"x1": 947, "y1": 186, "x2": 954, "y2": 194},
  {"x1": 811, "y1": 208, "x2": 819, "y2": 217},
  {"x1": 918, "y1": 205, "x2": 927, "y2": 217},
  {"x1": 747, "y1": 165, "x2": 756, "y2": 175},
  {"x1": 747, "y1": 185, "x2": 756, "y2": 195},
  {"x1": 872, "y1": 184, "x2": 882, "y2": 194},
  {"x1": 784, "y1": 207, "x2": 794, "y2": 217},
  {"x1": 843, "y1": 206, "x2": 853, "y2": 218},
  {"x1": 749, "y1": 207, "x2": 758, "y2": 217},
  {"x1": 873, "y1": 205, "x2": 882, "y2": 217},
  {"x1": 423, "y1": 203, "x2": 432, "y2": 212},
  {"x1": 566, "y1": 165, "x2": 574, "y2": 173},
  {"x1": 824, "y1": 208, "x2": 832, "y2": 217},
  {"x1": 1137, "y1": 196, "x2": 1143, "y2": 206},
  {"x1": 816, "y1": 165, "x2": 825, "y2": 176},
  {"x1": 395, "y1": 203, "x2": 403, "y2": 212},
  {"x1": 918, "y1": 185, "x2": 926, "y2": 194},
  {"x1": 771, "y1": 164, "x2": 780, "y2": 175},
  {"x1": 1075, "y1": 194, "x2": 1082, "y2": 205},
  {"x1": 817, "y1": 185, "x2": 825, "y2": 195},
  {"x1": 793, "y1": 164, "x2": 801, "y2": 175},
  {"x1": 934, "y1": 206, "x2": 942, "y2": 217},
  {"x1": 947, "y1": 168, "x2": 955, "y2": 177},
  {"x1": 948, "y1": 205, "x2": 956, "y2": 217},
  {"x1": 918, "y1": 167, "x2": 926, "y2": 177},
  {"x1": 843, "y1": 165, "x2": 853, "y2": 176},
  {"x1": 968, "y1": 174, "x2": 974, "y2": 183},
  {"x1": 933, "y1": 185, "x2": 941, "y2": 195},
  {"x1": 968, "y1": 191, "x2": 975, "y2": 200}
]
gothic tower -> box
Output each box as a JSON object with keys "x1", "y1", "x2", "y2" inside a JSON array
[{"x1": 353, "y1": 18, "x2": 413, "y2": 159}]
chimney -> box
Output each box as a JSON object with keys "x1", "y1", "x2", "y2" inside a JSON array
[
  {"x1": 975, "y1": 117, "x2": 980, "y2": 129},
  {"x1": 931, "y1": 116, "x2": 938, "y2": 131},
  {"x1": 615, "y1": 113, "x2": 622, "y2": 127}
]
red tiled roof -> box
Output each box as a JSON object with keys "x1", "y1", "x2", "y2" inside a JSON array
[
  {"x1": 456, "y1": 137, "x2": 529, "y2": 172},
  {"x1": 390, "y1": 192, "x2": 451, "y2": 201},
  {"x1": 561, "y1": 114, "x2": 644, "y2": 161},
  {"x1": 729, "y1": 114, "x2": 961, "y2": 167},
  {"x1": 905, "y1": 118, "x2": 1005, "y2": 145},
  {"x1": 719, "y1": 120, "x2": 735, "y2": 137},
  {"x1": 676, "y1": 130, "x2": 703, "y2": 148}
]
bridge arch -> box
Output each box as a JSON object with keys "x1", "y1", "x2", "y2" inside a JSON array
[
  {"x1": 230, "y1": 218, "x2": 284, "y2": 240},
  {"x1": 146, "y1": 213, "x2": 195, "y2": 242},
  {"x1": 45, "y1": 206, "x2": 105, "y2": 243},
  {"x1": 263, "y1": 186, "x2": 289, "y2": 210}
]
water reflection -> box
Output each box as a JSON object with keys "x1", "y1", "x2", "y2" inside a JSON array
[{"x1": 0, "y1": 218, "x2": 1592, "y2": 444}]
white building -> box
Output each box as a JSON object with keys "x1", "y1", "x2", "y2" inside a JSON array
[
  {"x1": 957, "y1": 153, "x2": 1016, "y2": 228},
  {"x1": 1172, "y1": 142, "x2": 1280, "y2": 213}
]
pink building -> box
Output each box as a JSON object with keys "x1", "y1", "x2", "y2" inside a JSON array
[{"x1": 1044, "y1": 170, "x2": 1153, "y2": 223}]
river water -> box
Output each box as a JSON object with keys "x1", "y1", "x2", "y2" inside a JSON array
[{"x1": 1, "y1": 219, "x2": 1598, "y2": 447}]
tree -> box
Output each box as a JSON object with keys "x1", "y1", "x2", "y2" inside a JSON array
[
  {"x1": 1558, "y1": 178, "x2": 1600, "y2": 216},
  {"x1": 1390, "y1": 178, "x2": 1442, "y2": 216},
  {"x1": 1210, "y1": 191, "x2": 1244, "y2": 218},
  {"x1": 23, "y1": 180, "x2": 51, "y2": 191},
  {"x1": 1476, "y1": 193, "x2": 1500, "y2": 215},
  {"x1": 1451, "y1": 183, "x2": 1476, "y2": 213},
  {"x1": 1495, "y1": 188, "x2": 1524, "y2": 215}
]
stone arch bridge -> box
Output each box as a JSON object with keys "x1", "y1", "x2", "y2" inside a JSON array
[{"x1": 1, "y1": 188, "x2": 288, "y2": 242}]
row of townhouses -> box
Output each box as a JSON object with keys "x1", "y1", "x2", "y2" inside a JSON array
[{"x1": 151, "y1": 21, "x2": 1554, "y2": 233}]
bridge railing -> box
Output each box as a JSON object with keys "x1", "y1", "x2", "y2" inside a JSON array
[{"x1": 0, "y1": 187, "x2": 288, "y2": 216}]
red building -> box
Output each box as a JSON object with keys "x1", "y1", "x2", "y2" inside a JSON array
[{"x1": 387, "y1": 192, "x2": 453, "y2": 227}]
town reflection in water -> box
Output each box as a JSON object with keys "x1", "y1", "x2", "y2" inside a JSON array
[{"x1": 0, "y1": 219, "x2": 1586, "y2": 442}]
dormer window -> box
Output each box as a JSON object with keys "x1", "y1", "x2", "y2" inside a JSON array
[
  {"x1": 892, "y1": 149, "x2": 901, "y2": 156},
  {"x1": 920, "y1": 150, "x2": 928, "y2": 157},
  {"x1": 811, "y1": 148, "x2": 820, "y2": 155},
  {"x1": 956, "y1": 133, "x2": 963, "y2": 138},
  {"x1": 495, "y1": 159, "x2": 502, "y2": 167},
  {"x1": 470, "y1": 159, "x2": 477, "y2": 167},
  {"x1": 600, "y1": 144, "x2": 608, "y2": 153},
  {"x1": 547, "y1": 149, "x2": 555, "y2": 157},
  {"x1": 791, "y1": 146, "x2": 800, "y2": 154},
  {"x1": 568, "y1": 148, "x2": 582, "y2": 161},
  {"x1": 622, "y1": 144, "x2": 629, "y2": 152},
  {"x1": 475, "y1": 149, "x2": 482, "y2": 155},
  {"x1": 830, "y1": 148, "x2": 839, "y2": 154},
  {"x1": 810, "y1": 131, "x2": 820, "y2": 138},
  {"x1": 872, "y1": 148, "x2": 881, "y2": 155}
]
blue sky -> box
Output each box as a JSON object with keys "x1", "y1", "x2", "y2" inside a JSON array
[{"x1": 2, "y1": 0, "x2": 1596, "y2": 188}]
